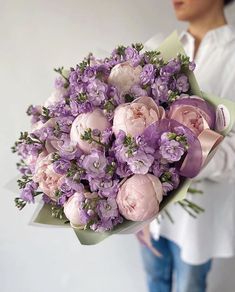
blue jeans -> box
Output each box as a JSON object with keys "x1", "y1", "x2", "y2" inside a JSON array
[{"x1": 141, "y1": 236, "x2": 212, "y2": 292}]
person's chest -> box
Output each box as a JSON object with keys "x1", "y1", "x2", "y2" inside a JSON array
[{"x1": 186, "y1": 41, "x2": 235, "y2": 101}]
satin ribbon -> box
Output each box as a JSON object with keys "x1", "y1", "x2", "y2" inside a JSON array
[
  {"x1": 180, "y1": 128, "x2": 223, "y2": 177},
  {"x1": 197, "y1": 128, "x2": 224, "y2": 167}
]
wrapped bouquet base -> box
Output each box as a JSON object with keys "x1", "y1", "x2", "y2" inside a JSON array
[{"x1": 13, "y1": 32, "x2": 235, "y2": 245}]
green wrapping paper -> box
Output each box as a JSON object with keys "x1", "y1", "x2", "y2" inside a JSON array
[{"x1": 32, "y1": 31, "x2": 235, "y2": 245}]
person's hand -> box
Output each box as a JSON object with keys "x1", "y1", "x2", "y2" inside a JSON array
[{"x1": 136, "y1": 224, "x2": 162, "y2": 257}]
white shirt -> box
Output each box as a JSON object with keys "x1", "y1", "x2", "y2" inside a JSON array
[{"x1": 145, "y1": 25, "x2": 235, "y2": 265}]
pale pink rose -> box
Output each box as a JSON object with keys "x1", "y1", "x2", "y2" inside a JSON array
[
  {"x1": 113, "y1": 96, "x2": 165, "y2": 137},
  {"x1": 168, "y1": 105, "x2": 210, "y2": 136},
  {"x1": 108, "y1": 62, "x2": 142, "y2": 94},
  {"x1": 33, "y1": 153, "x2": 64, "y2": 201},
  {"x1": 116, "y1": 174, "x2": 163, "y2": 221},
  {"x1": 70, "y1": 108, "x2": 110, "y2": 154},
  {"x1": 63, "y1": 192, "x2": 87, "y2": 228}
]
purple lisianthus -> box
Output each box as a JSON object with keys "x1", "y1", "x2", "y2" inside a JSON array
[
  {"x1": 97, "y1": 197, "x2": 119, "y2": 220},
  {"x1": 128, "y1": 151, "x2": 154, "y2": 174},
  {"x1": 87, "y1": 79, "x2": 108, "y2": 106},
  {"x1": 176, "y1": 74, "x2": 189, "y2": 92},
  {"x1": 140, "y1": 64, "x2": 156, "y2": 85},
  {"x1": 53, "y1": 158, "x2": 71, "y2": 174},
  {"x1": 159, "y1": 140, "x2": 185, "y2": 162},
  {"x1": 82, "y1": 150, "x2": 107, "y2": 178}
]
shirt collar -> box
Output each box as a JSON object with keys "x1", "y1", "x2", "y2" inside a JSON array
[{"x1": 180, "y1": 25, "x2": 235, "y2": 47}]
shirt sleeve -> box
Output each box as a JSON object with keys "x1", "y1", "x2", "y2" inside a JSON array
[{"x1": 195, "y1": 124, "x2": 235, "y2": 183}]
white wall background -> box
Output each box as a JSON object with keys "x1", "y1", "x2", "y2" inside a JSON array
[{"x1": 1, "y1": 1, "x2": 235, "y2": 291}]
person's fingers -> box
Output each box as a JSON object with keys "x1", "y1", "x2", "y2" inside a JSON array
[{"x1": 136, "y1": 228, "x2": 162, "y2": 257}]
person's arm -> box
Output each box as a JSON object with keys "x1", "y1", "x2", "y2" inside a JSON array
[{"x1": 196, "y1": 124, "x2": 235, "y2": 183}]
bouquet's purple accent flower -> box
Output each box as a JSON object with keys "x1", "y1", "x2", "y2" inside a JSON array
[
  {"x1": 18, "y1": 165, "x2": 31, "y2": 176},
  {"x1": 100, "y1": 128, "x2": 113, "y2": 144},
  {"x1": 97, "y1": 197, "x2": 119, "y2": 220},
  {"x1": 53, "y1": 158, "x2": 71, "y2": 175},
  {"x1": 90, "y1": 219, "x2": 114, "y2": 232},
  {"x1": 159, "y1": 139, "x2": 185, "y2": 162},
  {"x1": 92, "y1": 128, "x2": 101, "y2": 136},
  {"x1": 98, "y1": 179, "x2": 119, "y2": 197},
  {"x1": 17, "y1": 142, "x2": 43, "y2": 159},
  {"x1": 128, "y1": 151, "x2": 154, "y2": 174},
  {"x1": 47, "y1": 101, "x2": 71, "y2": 117},
  {"x1": 140, "y1": 64, "x2": 156, "y2": 85},
  {"x1": 125, "y1": 47, "x2": 142, "y2": 66},
  {"x1": 27, "y1": 105, "x2": 42, "y2": 124},
  {"x1": 160, "y1": 59, "x2": 181, "y2": 77},
  {"x1": 130, "y1": 84, "x2": 148, "y2": 98},
  {"x1": 32, "y1": 126, "x2": 55, "y2": 143},
  {"x1": 55, "y1": 77, "x2": 65, "y2": 89},
  {"x1": 20, "y1": 181, "x2": 38, "y2": 203},
  {"x1": 56, "y1": 116, "x2": 74, "y2": 133},
  {"x1": 160, "y1": 132, "x2": 171, "y2": 143},
  {"x1": 69, "y1": 70, "x2": 82, "y2": 85},
  {"x1": 42, "y1": 194, "x2": 52, "y2": 204},
  {"x1": 70, "y1": 97, "x2": 93, "y2": 116},
  {"x1": 87, "y1": 79, "x2": 108, "y2": 106},
  {"x1": 143, "y1": 119, "x2": 203, "y2": 178},
  {"x1": 176, "y1": 74, "x2": 189, "y2": 92},
  {"x1": 151, "y1": 77, "x2": 169, "y2": 102},
  {"x1": 65, "y1": 178, "x2": 84, "y2": 192},
  {"x1": 151, "y1": 160, "x2": 169, "y2": 177},
  {"x1": 189, "y1": 61, "x2": 196, "y2": 71},
  {"x1": 107, "y1": 85, "x2": 123, "y2": 106},
  {"x1": 162, "y1": 168, "x2": 180, "y2": 193},
  {"x1": 95, "y1": 64, "x2": 110, "y2": 79},
  {"x1": 116, "y1": 162, "x2": 132, "y2": 177},
  {"x1": 82, "y1": 150, "x2": 107, "y2": 178},
  {"x1": 81, "y1": 67, "x2": 96, "y2": 83},
  {"x1": 168, "y1": 78, "x2": 177, "y2": 91}
]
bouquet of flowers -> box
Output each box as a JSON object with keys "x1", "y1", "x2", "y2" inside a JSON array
[{"x1": 12, "y1": 32, "x2": 235, "y2": 245}]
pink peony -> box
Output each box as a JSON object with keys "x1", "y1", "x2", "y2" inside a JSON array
[
  {"x1": 116, "y1": 174, "x2": 163, "y2": 221},
  {"x1": 108, "y1": 61, "x2": 142, "y2": 94},
  {"x1": 168, "y1": 105, "x2": 209, "y2": 136},
  {"x1": 33, "y1": 153, "x2": 64, "y2": 201},
  {"x1": 113, "y1": 96, "x2": 165, "y2": 137},
  {"x1": 63, "y1": 192, "x2": 87, "y2": 228},
  {"x1": 70, "y1": 108, "x2": 110, "y2": 154}
]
